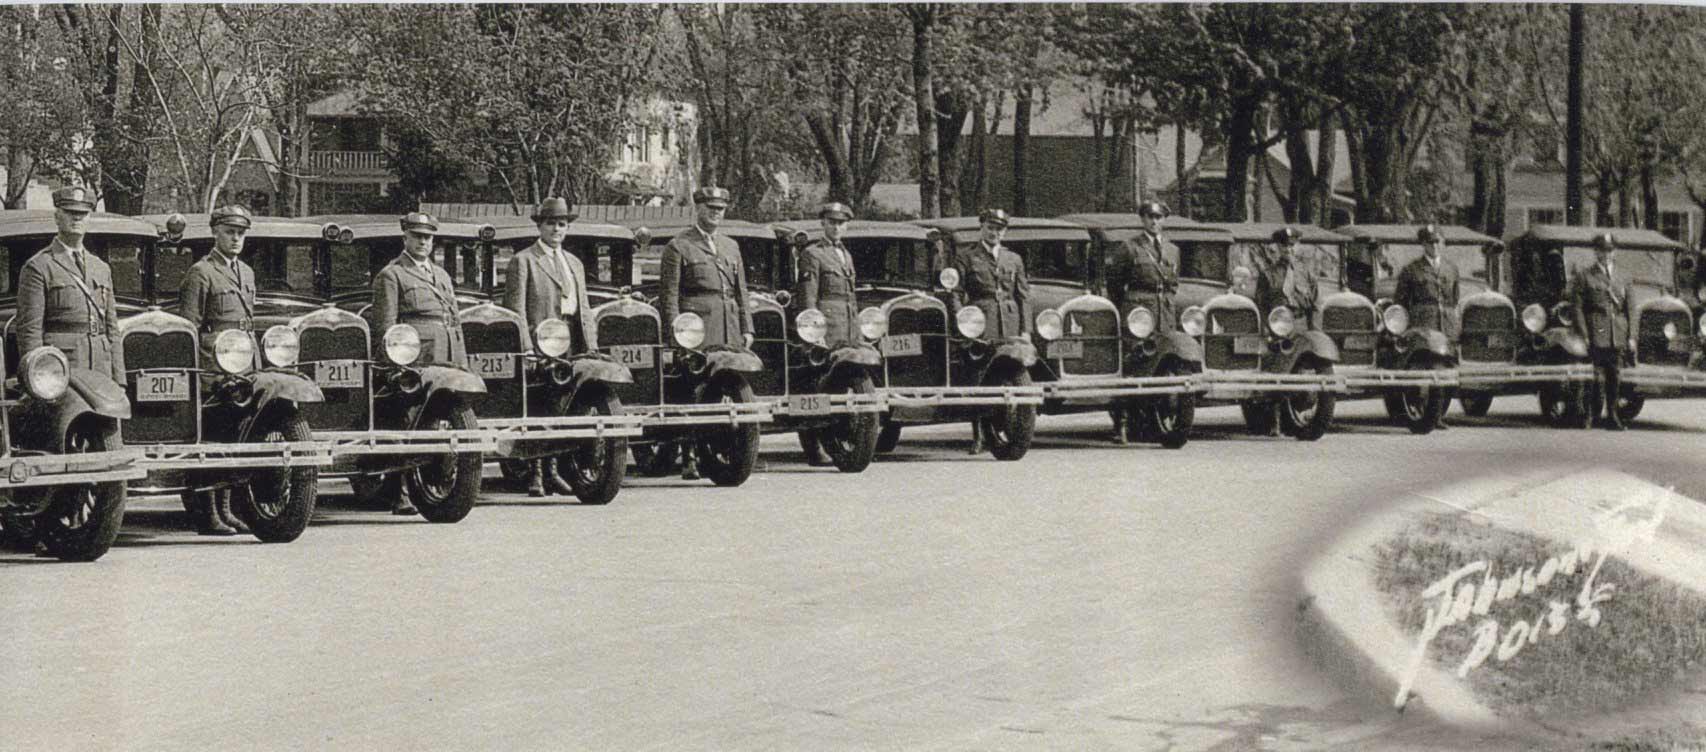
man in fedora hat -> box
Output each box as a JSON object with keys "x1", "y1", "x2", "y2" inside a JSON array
[
  {"x1": 1569, "y1": 232, "x2": 1632, "y2": 430},
  {"x1": 371, "y1": 212, "x2": 466, "y2": 514},
  {"x1": 16, "y1": 186, "x2": 125, "y2": 385},
  {"x1": 1393, "y1": 224, "x2": 1461, "y2": 430},
  {"x1": 659, "y1": 185, "x2": 752, "y2": 479},
  {"x1": 178, "y1": 205, "x2": 262, "y2": 534},
  {"x1": 502, "y1": 197, "x2": 599, "y2": 496}
]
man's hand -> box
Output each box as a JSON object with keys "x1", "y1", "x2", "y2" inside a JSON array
[{"x1": 743, "y1": 333, "x2": 754, "y2": 349}]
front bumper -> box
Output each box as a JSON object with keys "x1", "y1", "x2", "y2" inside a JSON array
[
  {"x1": 0, "y1": 448, "x2": 147, "y2": 489},
  {"x1": 480, "y1": 415, "x2": 648, "y2": 457},
  {"x1": 621, "y1": 401, "x2": 776, "y2": 428},
  {"x1": 1456, "y1": 362, "x2": 1595, "y2": 387},
  {"x1": 879, "y1": 384, "x2": 1045, "y2": 409},
  {"x1": 1622, "y1": 365, "x2": 1706, "y2": 391},
  {"x1": 320, "y1": 429, "x2": 500, "y2": 456},
  {"x1": 136, "y1": 441, "x2": 336, "y2": 470},
  {"x1": 764, "y1": 391, "x2": 888, "y2": 419},
  {"x1": 1339, "y1": 367, "x2": 1459, "y2": 391},
  {"x1": 1202, "y1": 371, "x2": 1348, "y2": 400},
  {"x1": 1039, "y1": 375, "x2": 1200, "y2": 402}
]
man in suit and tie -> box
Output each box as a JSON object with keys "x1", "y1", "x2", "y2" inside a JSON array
[
  {"x1": 1393, "y1": 224, "x2": 1461, "y2": 430},
  {"x1": 1569, "y1": 232, "x2": 1632, "y2": 431},
  {"x1": 371, "y1": 212, "x2": 467, "y2": 513},
  {"x1": 178, "y1": 205, "x2": 263, "y2": 534},
  {"x1": 659, "y1": 186, "x2": 753, "y2": 480},
  {"x1": 501, "y1": 197, "x2": 599, "y2": 496},
  {"x1": 16, "y1": 186, "x2": 125, "y2": 385}
]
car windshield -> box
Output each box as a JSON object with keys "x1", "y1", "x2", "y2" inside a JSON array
[
  {"x1": 329, "y1": 238, "x2": 402, "y2": 294},
  {"x1": 998, "y1": 239, "x2": 1091, "y2": 285},
  {"x1": 849, "y1": 236, "x2": 936, "y2": 286},
  {"x1": 1177, "y1": 241, "x2": 1229, "y2": 282},
  {"x1": 1560, "y1": 246, "x2": 1674, "y2": 290},
  {"x1": 436, "y1": 239, "x2": 486, "y2": 293},
  {"x1": 150, "y1": 239, "x2": 320, "y2": 301},
  {"x1": 1377, "y1": 243, "x2": 1489, "y2": 287},
  {"x1": 103, "y1": 240, "x2": 145, "y2": 299}
]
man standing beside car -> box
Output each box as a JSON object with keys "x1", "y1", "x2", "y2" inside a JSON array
[
  {"x1": 793, "y1": 201, "x2": 860, "y2": 466},
  {"x1": 371, "y1": 212, "x2": 466, "y2": 514},
  {"x1": 1569, "y1": 232, "x2": 1631, "y2": 431},
  {"x1": 951, "y1": 208, "x2": 1030, "y2": 452},
  {"x1": 1102, "y1": 200, "x2": 1176, "y2": 442},
  {"x1": 502, "y1": 197, "x2": 598, "y2": 496},
  {"x1": 1392, "y1": 224, "x2": 1461, "y2": 430},
  {"x1": 17, "y1": 186, "x2": 125, "y2": 385},
  {"x1": 178, "y1": 206, "x2": 262, "y2": 534},
  {"x1": 1254, "y1": 226, "x2": 1319, "y2": 329},
  {"x1": 659, "y1": 186, "x2": 752, "y2": 480}
]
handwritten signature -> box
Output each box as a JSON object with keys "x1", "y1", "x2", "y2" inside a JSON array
[{"x1": 1392, "y1": 488, "x2": 1673, "y2": 711}]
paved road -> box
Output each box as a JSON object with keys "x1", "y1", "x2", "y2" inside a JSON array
[{"x1": 4, "y1": 398, "x2": 1705, "y2": 751}]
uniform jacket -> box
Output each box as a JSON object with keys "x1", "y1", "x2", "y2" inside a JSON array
[
  {"x1": 502, "y1": 240, "x2": 597, "y2": 353},
  {"x1": 659, "y1": 225, "x2": 752, "y2": 348},
  {"x1": 1568, "y1": 262, "x2": 1632, "y2": 351},
  {"x1": 1105, "y1": 230, "x2": 1178, "y2": 331},
  {"x1": 952, "y1": 241, "x2": 1030, "y2": 339},
  {"x1": 1393, "y1": 255, "x2": 1461, "y2": 339},
  {"x1": 795, "y1": 239, "x2": 859, "y2": 346},
  {"x1": 179, "y1": 251, "x2": 257, "y2": 367},
  {"x1": 372, "y1": 254, "x2": 468, "y2": 367},
  {"x1": 1254, "y1": 256, "x2": 1319, "y2": 329},
  {"x1": 16, "y1": 238, "x2": 124, "y2": 383}
]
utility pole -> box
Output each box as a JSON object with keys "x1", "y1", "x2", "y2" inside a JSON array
[{"x1": 1566, "y1": 4, "x2": 1585, "y2": 226}]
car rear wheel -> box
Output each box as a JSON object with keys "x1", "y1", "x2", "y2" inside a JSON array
[
  {"x1": 1279, "y1": 360, "x2": 1336, "y2": 441},
  {"x1": 551, "y1": 388, "x2": 627, "y2": 505},
  {"x1": 1395, "y1": 364, "x2": 1449, "y2": 435},
  {"x1": 233, "y1": 413, "x2": 317, "y2": 543},
  {"x1": 36, "y1": 420, "x2": 127, "y2": 562},
  {"x1": 981, "y1": 369, "x2": 1036, "y2": 461},
  {"x1": 405, "y1": 399, "x2": 482, "y2": 523},
  {"x1": 1459, "y1": 392, "x2": 1493, "y2": 417},
  {"x1": 696, "y1": 376, "x2": 760, "y2": 487},
  {"x1": 815, "y1": 372, "x2": 879, "y2": 473}
]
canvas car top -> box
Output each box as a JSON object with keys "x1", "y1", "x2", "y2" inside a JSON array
[
  {"x1": 1061, "y1": 213, "x2": 1235, "y2": 244},
  {"x1": 140, "y1": 214, "x2": 325, "y2": 241},
  {"x1": 1202, "y1": 222, "x2": 1353, "y2": 245},
  {"x1": 1338, "y1": 224, "x2": 1498, "y2": 246},
  {"x1": 774, "y1": 219, "x2": 933, "y2": 242},
  {"x1": 0, "y1": 210, "x2": 160, "y2": 239},
  {"x1": 1515, "y1": 224, "x2": 1686, "y2": 252}
]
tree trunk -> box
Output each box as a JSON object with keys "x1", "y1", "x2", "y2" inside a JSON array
[
  {"x1": 1617, "y1": 176, "x2": 1634, "y2": 228},
  {"x1": 1175, "y1": 119, "x2": 1189, "y2": 217},
  {"x1": 966, "y1": 97, "x2": 988, "y2": 211},
  {"x1": 1641, "y1": 162, "x2": 1659, "y2": 231},
  {"x1": 908, "y1": 7, "x2": 939, "y2": 219},
  {"x1": 805, "y1": 113, "x2": 851, "y2": 204},
  {"x1": 1314, "y1": 121, "x2": 1336, "y2": 225},
  {"x1": 1488, "y1": 153, "x2": 1507, "y2": 238},
  {"x1": 1281, "y1": 110, "x2": 1312, "y2": 223},
  {"x1": 1593, "y1": 168, "x2": 1614, "y2": 226},
  {"x1": 1566, "y1": 4, "x2": 1586, "y2": 226},
  {"x1": 1103, "y1": 115, "x2": 1131, "y2": 212},
  {"x1": 936, "y1": 93, "x2": 969, "y2": 217},
  {"x1": 1012, "y1": 85, "x2": 1033, "y2": 216},
  {"x1": 1222, "y1": 93, "x2": 1259, "y2": 222}
]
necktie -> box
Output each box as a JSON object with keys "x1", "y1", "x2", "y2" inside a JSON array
[
  {"x1": 73, "y1": 249, "x2": 86, "y2": 280},
  {"x1": 838, "y1": 244, "x2": 853, "y2": 277},
  {"x1": 553, "y1": 250, "x2": 577, "y2": 315}
]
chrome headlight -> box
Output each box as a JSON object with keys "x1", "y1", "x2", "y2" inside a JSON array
[
  {"x1": 1035, "y1": 309, "x2": 1063, "y2": 341},
  {"x1": 796, "y1": 308, "x2": 828, "y2": 346},
  {"x1": 215, "y1": 329, "x2": 256, "y2": 374},
  {"x1": 1551, "y1": 302, "x2": 1574, "y2": 327},
  {"x1": 1180, "y1": 306, "x2": 1207, "y2": 337},
  {"x1": 955, "y1": 306, "x2": 986, "y2": 338},
  {"x1": 1127, "y1": 306, "x2": 1156, "y2": 338},
  {"x1": 858, "y1": 307, "x2": 887, "y2": 340},
  {"x1": 1521, "y1": 304, "x2": 1547, "y2": 334},
  {"x1": 1663, "y1": 321, "x2": 1679, "y2": 341},
  {"x1": 1381, "y1": 304, "x2": 1409, "y2": 335},
  {"x1": 261, "y1": 325, "x2": 299, "y2": 367},
  {"x1": 534, "y1": 318, "x2": 572, "y2": 357},
  {"x1": 1267, "y1": 306, "x2": 1295, "y2": 337},
  {"x1": 938, "y1": 268, "x2": 960, "y2": 290},
  {"x1": 20, "y1": 346, "x2": 68, "y2": 401},
  {"x1": 1699, "y1": 312, "x2": 1706, "y2": 337},
  {"x1": 672, "y1": 312, "x2": 706, "y2": 349},
  {"x1": 383, "y1": 324, "x2": 422, "y2": 366}
]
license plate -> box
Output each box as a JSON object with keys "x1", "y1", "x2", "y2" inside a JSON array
[
  {"x1": 1232, "y1": 335, "x2": 1264, "y2": 355},
  {"x1": 314, "y1": 360, "x2": 364, "y2": 389},
  {"x1": 469, "y1": 353, "x2": 515, "y2": 379},
  {"x1": 880, "y1": 333, "x2": 922, "y2": 357},
  {"x1": 1049, "y1": 340, "x2": 1084, "y2": 360},
  {"x1": 1342, "y1": 334, "x2": 1376, "y2": 350},
  {"x1": 609, "y1": 344, "x2": 655, "y2": 369},
  {"x1": 787, "y1": 394, "x2": 831, "y2": 416},
  {"x1": 136, "y1": 372, "x2": 189, "y2": 402}
]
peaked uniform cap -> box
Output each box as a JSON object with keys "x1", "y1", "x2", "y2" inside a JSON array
[
  {"x1": 1417, "y1": 224, "x2": 1442, "y2": 242},
  {"x1": 211, "y1": 205, "x2": 254, "y2": 229},
  {"x1": 979, "y1": 208, "x2": 1011, "y2": 227},
  {"x1": 1271, "y1": 226, "x2": 1301, "y2": 244},
  {"x1": 52, "y1": 186, "x2": 95, "y2": 212},
  {"x1": 693, "y1": 186, "x2": 732, "y2": 207},
  {"x1": 1138, "y1": 201, "x2": 1169, "y2": 218},
  {"x1": 399, "y1": 212, "x2": 440, "y2": 234},
  {"x1": 818, "y1": 202, "x2": 854, "y2": 221},
  {"x1": 1595, "y1": 232, "x2": 1617, "y2": 250}
]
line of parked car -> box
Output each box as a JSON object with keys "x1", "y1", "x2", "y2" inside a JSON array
[{"x1": 1, "y1": 208, "x2": 1702, "y2": 561}]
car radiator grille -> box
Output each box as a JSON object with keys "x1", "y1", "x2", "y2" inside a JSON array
[
  {"x1": 299, "y1": 327, "x2": 371, "y2": 432},
  {"x1": 748, "y1": 308, "x2": 787, "y2": 397},
  {"x1": 598, "y1": 313, "x2": 661, "y2": 407},
  {"x1": 885, "y1": 307, "x2": 949, "y2": 388},
  {"x1": 1460, "y1": 305, "x2": 1516, "y2": 363},
  {"x1": 1204, "y1": 309, "x2": 1259, "y2": 371},
  {"x1": 465, "y1": 322, "x2": 524, "y2": 419},
  {"x1": 123, "y1": 331, "x2": 197, "y2": 443},
  {"x1": 1322, "y1": 306, "x2": 1376, "y2": 366},
  {"x1": 1059, "y1": 308, "x2": 1120, "y2": 376},
  {"x1": 1637, "y1": 308, "x2": 1693, "y2": 367}
]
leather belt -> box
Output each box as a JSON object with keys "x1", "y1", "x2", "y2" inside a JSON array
[{"x1": 402, "y1": 314, "x2": 459, "y2": 326}]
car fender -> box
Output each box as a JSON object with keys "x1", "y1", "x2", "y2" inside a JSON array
[
  {"x1": 14, "y1": 385, "x2": 122, "y2": 454},
  {"x1": 1397, "y1": 328, "x2": 1454, "y2": 358},
  {"x1": 240, "y1": 370, "x2": 325, "y2": 441},
  {"x1": 1155, "y1": 331, "x2": 1204, "y2": 363},
  {"x1": 703, "y1": 348, "x2": 764, "y2": 376},
  {"x1": 1542, "y1": 327, "x2": 1590, "y2": 359},
  {"x1": 821, "y1": 345, "x2": 880, "y2": 389},
  {"x1": 68, "y1": 368, "x2": 131, "y2": 420},
  {"x1": 569, "y1": 356, "x2": 635, "y2": 386}
]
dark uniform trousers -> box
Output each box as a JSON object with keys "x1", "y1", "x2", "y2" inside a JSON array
[
  {"x1": 1254, "y1": 260, "x2": 1319, "y2": 330},
  {"x1": 953, "y1": 242, "x2": 1030, "y2": 339},
  {"x1": 373, "y1": 255, "x2": 467, "y2": 367},
  {"x1": 795, "y1": 240, "x2": 859, "y2": 346},
  {"x1": 1105, "y1": 232, "x2": 1177, "y2": 331},
  {"x1": 1570, "y1": 263, "x2": 1631, "y2": 422},
  {"x1": 1393, "y1": 256, "x2": 1461, "y2": 339},
  {"x1": 660, "y1": 226, "x2": 752, "y2": 348},
  {"x1": 179, "y1": 252, "x2": 258, "y2": 370},
  {"x1": 16, "y1": 238, "x2": 125, "y2": 384}
]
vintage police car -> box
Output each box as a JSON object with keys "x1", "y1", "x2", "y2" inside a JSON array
[
  {"x1": 1504, "y1": 225, "x2": 1703, "y2": 424},
  {"x1": 0, "y1": 211, "x2": 147, "y2": 560}
]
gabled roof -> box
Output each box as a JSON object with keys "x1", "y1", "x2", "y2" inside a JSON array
[
  {"x1": 1514, "y1": 224, "x2": 1685, "y2": 251},
  {"x1": 1337, "y1": 224, "x2": 1498, "y2": 246}
]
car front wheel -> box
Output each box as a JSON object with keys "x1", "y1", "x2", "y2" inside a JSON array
[
  {"x1": 36, "y1": 419, "x2": 127, "y2": 562},
  {"x1": 405, "y1": 399, "x2": 483, "y2": 523},
  {"x1": 233, "y1": 413, "x2": 318, "y2": 543},
  {"x1": 981, "y1": 369, "x2": 1036, "y2": 461}
]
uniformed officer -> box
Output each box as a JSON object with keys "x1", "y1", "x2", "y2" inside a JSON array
[
  {"x1": 16, "y1": 186, "x2": 125, "y2": 385},
  {"x1": 1393, "y1": 224, "x2": 1461, "y2": 430},
  {"x1": 794, "y1": 201, "x2": 859, "y2": 347},
  {"x1": 371, "y1": 213, "x2": 466, "y2": 514},
  {"x1": 1569, "y1": 232, "x2": 1631, "y2": 431},
  {"x1": 659, "y1": 186, "x2": 752, "y2": 480},
  {"x1": 178, "y1": 206, "x2": 262, "y2": 534},
  {"x1": 501, "y1": 197, "x2": 598, "y2": 497},
  {"x1": 952, "y1": 208, "x2": 1030, "y2": 340},
  {"x1": 1253, "y1": 226, "x2": 1319, "y2": 328},
  {"x1": 1105, "y1": 200, "x2": 1177, "y2": 330}
]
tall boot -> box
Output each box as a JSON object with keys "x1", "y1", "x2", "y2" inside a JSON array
[
  {"x1": 679, "y1": 443, "x2": 701, "y2": 481},
  {"x1": 1110, "y1": 407, "x2": 1129, "y2": 445},
  {"x1": 967, "y1": 420, "x2": 985, "y2": 455},
  {"x1": 527, "y1": 459, "x2": 547, "y2": 497},
  {"x1": 196, "y1": 491, "x2": 236, "y2": 536},
  {"x1": 1604, "y1": 363, "x2": 1626, "y2": 430},
  {"x1": 215, "y1": 489, "x2": 250, "y2": 535},
  {"x1": 391, "y1": 478, "x2": 418, "y2": 516}
]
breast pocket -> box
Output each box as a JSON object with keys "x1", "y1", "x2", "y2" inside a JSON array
[
  {"x1": 403, "y1": 286, "x2": 439, "y2": 313},
  {"x1": 211, "y1": 288, "x2": 243, "y2": 317},
  {"x1": 682, "y1": 260, "x2": 718, "y2": 290},
  {"x1": 46, "y1": 281, "x2": 80, "y2": 314}
]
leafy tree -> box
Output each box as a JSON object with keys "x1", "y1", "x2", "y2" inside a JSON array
[{"x1": 0, "y1": 6, "x2": 89, "y2": 208}]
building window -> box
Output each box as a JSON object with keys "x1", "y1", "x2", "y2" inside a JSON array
[
  {"x1": 1526, "y1": 207, "x2": 1563, "y2": 228},
  {"x1": 660, "y1": 125, "x2": 671, "y2": 152},
  {"x1": 639, "y1": 126, "x2": 652, "y2": 162},
  {"x1": 309, "y1": 182, "x2": 382, "y2": 215},
  {"x1": 1660, "y1": 211, "x2": 1690, "y2": 245}
]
